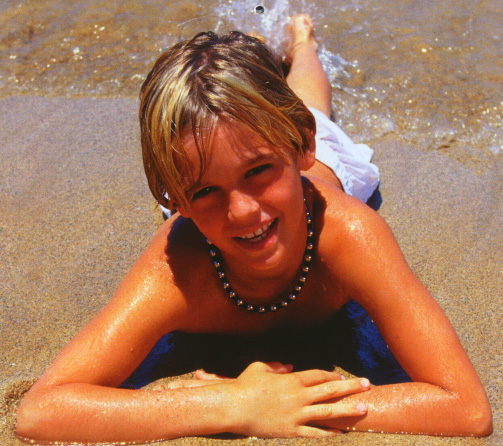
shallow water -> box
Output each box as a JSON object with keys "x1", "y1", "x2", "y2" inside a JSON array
[{"x1": 1, "y1": 0, "x2": 501, "y2": 159}]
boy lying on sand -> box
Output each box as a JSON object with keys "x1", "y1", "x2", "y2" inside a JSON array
[{"x1": 16, "y1": 14, "x2": 491, "y2": 443}]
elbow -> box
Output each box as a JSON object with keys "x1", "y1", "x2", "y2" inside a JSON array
[
  {"x1": 462, "y1": 397, "x2": 493, "y2": 437},
  {"x1": 469, "y1": 409, "x2": 493, "y2": 437},
  {"x1": 15, "y1": 394, "x2": 48, "y2": 442},
  {"x1": 15, "y1": 402, "x2": 35, "y2": 441}
]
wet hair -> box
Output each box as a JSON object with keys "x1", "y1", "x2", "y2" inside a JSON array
[{"x1": 139, "y1": 31, "x2": 316, "y2": 209}]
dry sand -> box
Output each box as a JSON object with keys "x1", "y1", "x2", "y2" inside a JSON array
[{"x1": 1, "y1": 95, "x2": 501, "y2": 445}]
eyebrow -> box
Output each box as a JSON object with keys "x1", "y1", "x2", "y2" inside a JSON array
[
  {"x1": 183, "y1": 150, "x2": 281, "y2": 196},
  {"x1": 244, "y1": 152, "x2": 273, "y2": 165}
]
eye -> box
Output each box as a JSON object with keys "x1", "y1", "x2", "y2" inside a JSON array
[
  {"x1": 191, "y1": 186, "x2": 217, "y2": 201},
  {"x1": 245, "y1": 164, "x2": 271, "y2": 178}
]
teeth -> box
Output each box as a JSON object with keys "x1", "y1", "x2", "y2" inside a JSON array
[{"x1": 238, "y1": 222, "x2": 273, "y2": 241}]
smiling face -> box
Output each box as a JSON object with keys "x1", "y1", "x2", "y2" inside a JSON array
[{"x1": 177, "y1": 119, "x2": 315, "y2": 279}]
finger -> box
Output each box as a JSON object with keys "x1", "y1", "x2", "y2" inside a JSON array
[
  {"x1": 302, "y1": 401, "x2": 368, "y2": 422},
  {"x1": 264, "y1": 361, "x2": 294, "y2": 373},
  {"x1": 245, "y1": 361, "x2": 293, "y2": 374},
  {"x1": 308, "y1": 378, "x2": 371, "y2": 404},
  {"x1": 195, "y1": 370, "x2": 230, "y2": 380},
  {"x1": 292, "y1": 368, "x2": 346, "y2": 386},
  {"x1": 296, "y1": 425, "x2": 344, "y2": 437}
]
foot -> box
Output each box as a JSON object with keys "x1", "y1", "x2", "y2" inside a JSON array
[
  {"x1": 248, "y1": 31, "x2": 266, "y2": 44},
  {"x1": 284, "y1": 14, "x2": 319, "y2": 65}
]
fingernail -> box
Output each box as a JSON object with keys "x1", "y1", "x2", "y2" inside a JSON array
[
  {"x1": 357, "y1": 403, "x2": 367, "y2": 413},
  {"x1": 360, "y1": 378, "x2": 370, "y2": 388}
]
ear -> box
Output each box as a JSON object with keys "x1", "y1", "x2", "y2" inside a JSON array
[{"x1": 298, "y1": 128, "x2": 316, "y2": 171}]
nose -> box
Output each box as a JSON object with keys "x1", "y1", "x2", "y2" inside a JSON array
[{"x1": 227, "y1": 190, "x2": 260, "y2": 224}]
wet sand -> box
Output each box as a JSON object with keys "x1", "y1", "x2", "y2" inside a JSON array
[{"x1": 1, "y1": 0, "x2": 503, "y2": 445}]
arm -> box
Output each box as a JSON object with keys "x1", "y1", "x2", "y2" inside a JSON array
[
  {"x1": 16, "y1": 227, "x2": 224, "y2": 443},
  {"x1": 319, "y1": 202, "x2": 492, "y2": 436},
  {"x1": 16, "y1": 223, "x2": 371, "y2": 443}
]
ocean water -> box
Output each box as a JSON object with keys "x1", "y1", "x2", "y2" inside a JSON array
[{"x1": 1, "y1": 0, "x2": 501, "y2": 159}]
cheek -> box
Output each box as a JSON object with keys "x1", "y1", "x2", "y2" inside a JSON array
[
  {"x1": 185, "y1": 207, "x2": 225, "y2": 240},
  {"x1": 259, "y1": 179, "x2": 304, "y2": 221},
  {"x1": 270, "y1": 169, "x2": 304, "y2": 200}
]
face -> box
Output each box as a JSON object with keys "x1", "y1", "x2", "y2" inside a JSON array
[{"x1": 177, "y1": 120, "x2": 315, "y2": 278}]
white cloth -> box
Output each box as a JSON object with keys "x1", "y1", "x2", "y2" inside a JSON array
[{"x1": 309, "y1": 107, "x2": 380, "y2": 203}]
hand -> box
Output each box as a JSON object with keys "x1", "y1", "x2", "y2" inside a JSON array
[{"x1": 226, "y1": 361, "x2": 370, "y2": 437}]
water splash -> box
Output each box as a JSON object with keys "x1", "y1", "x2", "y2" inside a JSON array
[
  {"x1": 212, "y1": 0, "x2": 353, "y2": 97},
  {"x1": 214, "y1": 0, "x2": 293, "y2": 52}
]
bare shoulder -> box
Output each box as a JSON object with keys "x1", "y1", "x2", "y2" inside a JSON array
[
  {"x1": 114, "y1": 215, "x2": 213, "y2": 330},
  {"x1": 306, "y1": 178, "x2": 409, "y2": 300},
  {"x1": 308, "y1": 178, "x2": 390, "y2": 253}
]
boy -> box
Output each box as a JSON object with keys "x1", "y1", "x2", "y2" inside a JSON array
[{"x1": 16, "y1": 15, "x2": 491, "y2": 443}]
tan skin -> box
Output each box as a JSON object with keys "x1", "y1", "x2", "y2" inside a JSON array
[{"x1": 16, "y1": 15, "x2": 491, "y2": 444}]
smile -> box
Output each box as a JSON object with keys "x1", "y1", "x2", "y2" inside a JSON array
[{"x1": 236, "y1": 220, "x2": 276, "y2": 243}]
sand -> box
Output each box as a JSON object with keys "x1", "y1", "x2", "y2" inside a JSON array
[
  {"x1": 1, "y1": 0, "x2": 502, "y2": 444},
  {"x1": 1, "y1": 95, "x2": 501, "y2": 445}
]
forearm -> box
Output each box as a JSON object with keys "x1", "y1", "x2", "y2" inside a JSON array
[
  {"x1": 16, "y1": 382, "x2": 236, "y2": 443},
  {"x1": 319, "y1": 382, "x2": 492, "y2": 437}
]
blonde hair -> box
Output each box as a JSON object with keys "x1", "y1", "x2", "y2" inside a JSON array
[{"x1": 140, "y1": 31, "x2": 315, "y2": 209}]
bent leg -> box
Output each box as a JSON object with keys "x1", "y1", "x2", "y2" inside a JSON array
[
  {"x1": 285, "y1": 15, "x2": 340, "y2": 187},
  {"x1": 284, "y1": 16, "x2": 379, "y2": 201},
  {"x1": 285, "y1": 15, "x2": 332, "y2": 118}
]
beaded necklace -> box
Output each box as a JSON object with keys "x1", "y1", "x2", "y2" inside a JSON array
[{"x1": 206, "y1": 197, "x2": 314, "y2": 313}]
